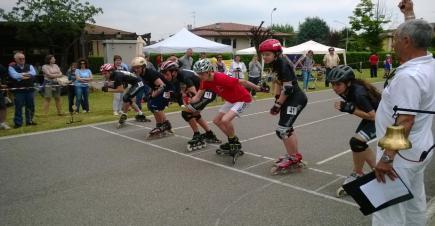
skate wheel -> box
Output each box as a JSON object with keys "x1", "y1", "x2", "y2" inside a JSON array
[
  {"x1": 201, "y1": 143, "x2": 207, "y2": 149},
  {"x1": 270, "y1": 166, "x2": 279, "y2": 175},
  {"x1": 216, "y1": 149, "x2": 223, "y2": 155},
  {"x1": 336, "y1": 187, "x2": 346, "y2": 198},
  {"x1": 239, "y1": 151, "x2": 244, "y2": 156},
  {"x1": 187, "y1": 145, "x2": 193, "y2": 152}
]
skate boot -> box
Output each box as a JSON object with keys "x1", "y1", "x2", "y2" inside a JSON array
[
  {"x1": 161, "y1": 120, "x2": 173, "y2": 133},
  {"x1": 135, "y1": 114, "x2": 151, "y2": 122},
  {"x1": 202, "y1": 130, "x2": 222, "y2": 144},
  {"x1": 275, "y1": 153, "x2": 290, "y2": 163},
  {"x1": 187, "y1": 132, "x2": 206, "y2": 152},
  {"x1": 336, "y1": 172, "x2": 364, "y2": 198},
  {"x1": 146, "y1": 123, "x2": 163, "y2": 140},
  {"x1": 271, "y1": 152, "x2": 306, "y2": 175},
  {"x1": 216, "y1": 136, "x2": 244, "y2": 165},
  {"x1": 117, "y1": 113, "x2": 128, "y2": 129}
]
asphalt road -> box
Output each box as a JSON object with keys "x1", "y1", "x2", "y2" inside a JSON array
[{"x1": 1, "y1": 85, "x2": 434, "y2": 226}]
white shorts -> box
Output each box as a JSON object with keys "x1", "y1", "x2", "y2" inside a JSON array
[{"x1": 219, "y1": 101, "x2": 250, "y2": 116}]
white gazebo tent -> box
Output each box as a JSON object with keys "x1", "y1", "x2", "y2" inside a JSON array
[
  {"x1": 144, "y1": 28, "x2": 232, "y2": 53},
  {"x1": 283, "y1": 40, "x2": 347, "y2": 64},
  {"x1": 236, "y1": 40, "x2": 346, "y2": 64}
]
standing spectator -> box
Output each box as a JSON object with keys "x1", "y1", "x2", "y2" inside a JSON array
[
  {"x1": 41, "y1": 54, "x2": 64, "y2": 116},
  {"x1": 295, "y1": 50, "x2": 315, "y2": 92},
  {"x1": 8, "y1": 52, "x2": 37, "y2": 128},
  {"x1": 229, "y1": 55, "x2": 247, "y2": 79},
  {"x1": 112, "y1": 55, "x2": 129, "y2": 116},
  {"x1": 248, "y1": 55, "x2": 262, "y2": 96},
  {"x1": 369, "y1": 52, "x2": 379, "y2": 78},
  {"x1": 156, "y1": 54, "x2": 163, "y2": 69},
  {"x1": 383, "y1": 54, "x2": 393, "y2": 78},
  {"x1": 144, "y1": 54, "x2": 156, "y2": 71},
  {"x1": 323, "y1": 47, "x2": 340, "y2": 87},
  {"x1": 373, "y1": 1, "x2": 435, "y2": 225},
  {"x1": 0, "y1": 64, "x2": 11, "y2": 129},
  {"x1": 66, "y1": 62, "x2": 78, "y2": 114},
  {"x1": 179, "y1": 48, "x2": 193, "y2": 70},
  {"x1": 215, "y1": 54, "x2": 227, "y2": 74},
  {"x1": 74, "y1": 59, "x2": 92, "y2": 113},
  {"x1": 199, "y1": 52, "x2": 207, "y2": 60}
]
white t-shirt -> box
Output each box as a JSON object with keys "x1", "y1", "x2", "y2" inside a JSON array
[
  {"x1": 229, "y1": 61, "x2": 247, "y2": 79},
  {"x1": 375, "y1": 53, "x2": 435, "y2": 168}
]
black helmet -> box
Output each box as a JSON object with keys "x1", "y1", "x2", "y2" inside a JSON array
[{"x1": 329, "y1": 65, "x2": 355, "y2": 83}]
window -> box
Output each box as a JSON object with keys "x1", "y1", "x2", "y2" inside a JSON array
[
  {"x1": 221, "y1": 38, "x2": 231, "y2": 46},
  {"x1": 232, "y1": 39, "x2": 237, "y2": 49}
]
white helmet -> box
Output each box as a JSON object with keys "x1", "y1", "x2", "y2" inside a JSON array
[{"x1": 131, "y1": 57, "x2": 147, "y2": 67}]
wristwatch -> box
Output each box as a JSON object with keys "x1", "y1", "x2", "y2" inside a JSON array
[{"x1": 381, "y1": 153, "x2": 394, "y2": 164}]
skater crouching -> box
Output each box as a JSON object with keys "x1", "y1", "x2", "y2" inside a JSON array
[
  {"x1": 100, "y1": 63, "x2": 150, "y2": 127},
  {"x1": 130, "y1": 57, "x2": 173, "y2": 139},
  {"x1": 191, "y1": 59, "x2": 266, "y2": 156},
  {"x1": 259, "y1": 39, "x2": 308, "y2": 174},
  {"x1": 330, "y1": 65, "x2": 380, "y2": 197},
  {"x1": 159, "y1": 60, "x2": 221, "y2": 151}
]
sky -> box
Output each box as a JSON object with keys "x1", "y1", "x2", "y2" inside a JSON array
[{"x1": 1, "y1": 0, "x2": 434, "y2": 41}]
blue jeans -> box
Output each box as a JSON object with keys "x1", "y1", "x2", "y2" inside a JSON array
[
  {"x1": 13, "y1": 91, "x2": 35, "y2": 126},
  {"x1": 302, "y1": 70, "x2": 312, "y2": 90},
  {"x1": 75, "y1": 86, "x2": 89, "y2": 112}
]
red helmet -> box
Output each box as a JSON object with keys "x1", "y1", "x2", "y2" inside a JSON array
[
  {"x1": 100, "y1": 63, "x2": 115, "y2": 72},
  {"x1": 259, "y1": 39, "x2": 282, "y2": 52}
]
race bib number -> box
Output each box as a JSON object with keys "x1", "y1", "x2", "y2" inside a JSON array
[
  {"x1": 163, "y1": 91, "x2": 171, "y2": 99},
  {"x1": 137, "y1": 81, "x2": 144, "y2": 87},
  {"x1": 203, "y1": 91, "x2": 213, "y2": 99},
  {"x1": 286, "y1": 106, "x2": 297, "y2": 115}
]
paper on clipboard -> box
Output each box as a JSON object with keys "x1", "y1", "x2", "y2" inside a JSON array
[{"x1": 360, "y1": 176, "x2": 409, "y2": 208}]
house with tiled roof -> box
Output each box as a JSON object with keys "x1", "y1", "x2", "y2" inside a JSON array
[{"x1": 190, "y1": 22, "x2": 292, "y2": 51}]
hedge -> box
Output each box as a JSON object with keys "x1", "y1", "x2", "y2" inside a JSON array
[
  {"x1": 87, "y1": 56, "x2": 104, "y2": 74},
  {"x1": 148, "y1": 51, "x2": 435, "y2": 70}
]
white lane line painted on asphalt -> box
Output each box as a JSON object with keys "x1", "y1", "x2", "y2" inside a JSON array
[
  {"x1": 314, "y1": 177, "x2": 345, "y2": 192},
  {"x1": 315, "y1": 139, "x2": 378, "y2": 165},
  {"x1": 90, "y1": 125, "x2": 358, "y2": 207},
  {"x1": 243, "y1": 159, "x2": 274, "y2": 171},
  {"x1": 239, "y1": 113, "x2": 348, "y2": 143}
]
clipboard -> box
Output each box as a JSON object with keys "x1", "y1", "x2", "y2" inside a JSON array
[{"x1": 342, "y1": 171, "x2": 413, "y2": 215}]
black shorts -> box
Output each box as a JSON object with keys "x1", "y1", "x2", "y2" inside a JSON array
[
  {"x1": 278, "y1": 90, "x2": 308, "y2": 127},
  {"x1": 0, "y1": 92, "x2": 5, "y2": 110},
  {"x1": 355, "y1": 120, "x2": 376, "y2": 141},
  {"x1": 189, "y1": 89, "x2": 216, "y2": 111}
]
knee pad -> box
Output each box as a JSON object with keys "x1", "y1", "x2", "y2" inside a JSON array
[
  {"x1": 193, "y1": 113, "x2": 201, "y2": 120},
  {"x1": 275, "y1": 126, "x2": 294, "y2": 140},
  {"x1": 181, "y1": 111, "x2": 194, "y2": 122},
  {"x1": 349, "y1": 137, "x2": 368, "y2": 152}
]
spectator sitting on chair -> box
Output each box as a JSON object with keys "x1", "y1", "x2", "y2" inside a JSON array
[
  {"x1": 8, "y1": 52, "x2": 37, "y2": 128},
  {"x1": 42, "y1": 54, "x2": 64, "y2": 116}
]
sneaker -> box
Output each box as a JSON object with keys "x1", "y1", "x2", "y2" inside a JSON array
[
  {"x1": 26, "y1": 121, "x2": 37, "y2": 126},
  {"x1": 113, "y1": 111, "x2": 119, "y2": 116},
  {"x1": 0, "y1": 123, "x2": 11, "y2": 130}
]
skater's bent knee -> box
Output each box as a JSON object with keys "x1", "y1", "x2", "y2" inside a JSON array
[{"x1": 349, "y1": 137, "x2": 368, "y2": 152}]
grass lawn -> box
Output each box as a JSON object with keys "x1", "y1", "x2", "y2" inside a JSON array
[{"x1": 0, "y1": 69, "x2": 385, "y2": 137}]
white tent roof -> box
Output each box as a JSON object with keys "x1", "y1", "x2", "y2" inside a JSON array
[
  {"x1": 235, "y1": 47, "x2": 256, "y2": 55},
  {"x1": 144, "y1": 28, "x2": 233, "y2": 54},
  {"x1": 283, "y1": 40, "x2": 345, "y2": 54}
]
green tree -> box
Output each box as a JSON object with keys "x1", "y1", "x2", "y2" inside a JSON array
[
  {"x1": 296, "y1": 17, "x2": 330, "y2": 44},
  {"x1": 0, "y1": 0, "x2": 102, "y2": 69},
  {"x1": 349, "y1": 0, "x2": 390, "y2": 51},
  {"x1": 271, "y1": 24, "x2": 294, "y2": 34}
]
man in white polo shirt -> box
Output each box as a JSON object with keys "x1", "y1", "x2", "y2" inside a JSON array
[{"x1": 373, "y1": 1, "x2": 435, "y2": 225}]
